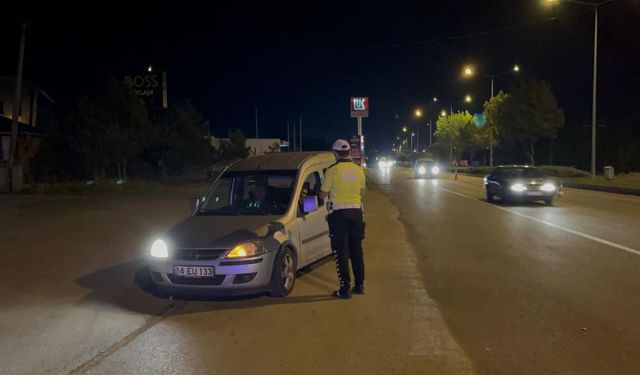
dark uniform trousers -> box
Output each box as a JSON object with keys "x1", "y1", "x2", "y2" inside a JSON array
[{"x1": 328, "y1": 208, "x2": 365, "y2": 290}]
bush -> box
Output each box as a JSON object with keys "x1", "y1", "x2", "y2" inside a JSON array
[
  {"x1": 448, "y1": 165, "x2": 591, "y2": 178},
  {"x1": 537, "y1": 165, "x2": 590, "y2": 178}
]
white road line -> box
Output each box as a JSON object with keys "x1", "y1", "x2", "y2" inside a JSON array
[{"x1": 438, "y1": 186, "x2": 640, "y2": 257}]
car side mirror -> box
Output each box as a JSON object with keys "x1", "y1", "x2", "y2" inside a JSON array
[
  {"x1": 191, "y1": 197, "x2": 201, "y2": 213},
  {"x1": 302, "y1": 195, "x2": 319, "y2": 214}
]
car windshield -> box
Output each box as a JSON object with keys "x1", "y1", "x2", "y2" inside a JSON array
[
  {"x1": 196, "y1": 170, "x2": 297, "y2": 216},
  {"x1": 497, "y1": 168, "x2": 548, "y2": 178}
]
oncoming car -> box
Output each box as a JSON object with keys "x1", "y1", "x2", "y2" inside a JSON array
[
  {"x1": 148, "y1": 152, "x2": 335, "y2": 297},
  {"x1": 414, "y1": 159, "x2": 441, "y2": 178},
  {"x1": 484, "y1": 165, "x2": 561, "y2": 205}
]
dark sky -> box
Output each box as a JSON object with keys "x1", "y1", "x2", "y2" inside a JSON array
[{"x1": 2, "y1": 1, "x2": 639, "y2": 153}]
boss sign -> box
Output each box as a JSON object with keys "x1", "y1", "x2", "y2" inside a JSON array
[{"x1": 350, "y1": 97, "x2": 369, "y2": 118}]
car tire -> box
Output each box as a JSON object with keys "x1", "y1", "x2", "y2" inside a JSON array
[
  {"x1": 486, "y1": 191, "x2": 495, "y2": 203},
  {"x1": 269, "y1": 247, "x2": 296, "y2": 297}
]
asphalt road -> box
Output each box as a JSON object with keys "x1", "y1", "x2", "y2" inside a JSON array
[
  {"x1": 372, "y1": 168, "x2": 640, "y2": 375},
  {"x1": 1, "y1": 170, "x2": 639, "y2": 374},
  {"x1": 0, "y1": 184, "x2": 471, "y2": 375}
]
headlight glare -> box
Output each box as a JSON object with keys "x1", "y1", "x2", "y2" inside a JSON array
[
  {"x1": 226, "y1": 241, "x2": 265, "y2": 258},
  {"x1": 418, "y1": 166, "x2": 426, "y2": 175},
  {"x1": 150, "y1": 239, "x2": 168, "y2": 258},
  {"x1": 431, "y1": 166, "x2": 440, "y2": 175},
  {"x1": 510, "y1": 183, "x2": 527, "y2": 192},
  {"x1": 541, "y1": 183, "x2": 556, "y2": 192}
]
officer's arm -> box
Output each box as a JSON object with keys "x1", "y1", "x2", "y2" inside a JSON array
[
  {"x1": 319, "y1": 167, "x2": 334, "y2": 200},
  {"x1": 319, "y1": 190, "x2": 329, "y2": 200}
]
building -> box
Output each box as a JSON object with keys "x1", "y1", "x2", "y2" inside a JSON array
[
  {"x1": 210, "y1": 138, "x2": 287, "y2": 156},
  {"x1": 0, "y1": 76, "x2": 54, "y2": 191}
]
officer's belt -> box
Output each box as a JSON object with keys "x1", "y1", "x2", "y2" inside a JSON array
[{"x1": 329, "y1": 203, "x2": 362, "y2": 211}]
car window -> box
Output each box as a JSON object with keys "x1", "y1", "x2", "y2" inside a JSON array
[
  {"x1": 197, "y1": 170, "x2": 297, "y2": 215},
  {"x1": 301, "y1": 171, "x2": 323, "y2": 206}
]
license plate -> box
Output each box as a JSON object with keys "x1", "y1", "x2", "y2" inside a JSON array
[
  {"x1": 527, "y1": 191, "x2": 544, "y2": 196},
  {"x1": 173, "y1": 266, "x2": 214, "y2": 278}
]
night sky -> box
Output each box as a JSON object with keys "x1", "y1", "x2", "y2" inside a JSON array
[{"x1": 2, "y1": 1, "x2": 639, "y2": 156}]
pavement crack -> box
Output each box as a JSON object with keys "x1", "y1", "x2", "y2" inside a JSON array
[{"x1": 68, "y1": 301, "x2": 187, "y2": 375}]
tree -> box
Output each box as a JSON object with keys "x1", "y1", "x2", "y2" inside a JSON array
[
  {"x1": 150, "y1": 100, "x2": 214, "y2": 176},
  {"x1": 68, "y1": 78, "x2": 151, "y2": 179},
  {"x1": 219, "y1": 129, "x2": 250, "y2": 160},
  {"x1": 435, "y1": 111, "x2": 475, "y2": 162},
  {"x1": 497, "y1": 79, "x2": 564, "y2": 165},
  {"x1": 481, "y1": 90, "x2": 510, "y2": 165}
]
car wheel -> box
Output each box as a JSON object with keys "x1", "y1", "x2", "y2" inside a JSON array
[
  {"x1": 486, "y1": 191, "x2": 495, "y2": 203},
  {"x1": 270, "y1": 247, "x2": 296, "y2": 297}
]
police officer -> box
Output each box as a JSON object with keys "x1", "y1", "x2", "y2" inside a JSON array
[{"x1": 319, "y1": 139, "x2": 366, "y2": 299}]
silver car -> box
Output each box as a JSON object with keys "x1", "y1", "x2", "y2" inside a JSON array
[{"x1": 148, "y1": 152, "x2": 335, "y2": 297}]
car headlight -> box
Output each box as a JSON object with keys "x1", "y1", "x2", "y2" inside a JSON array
[
  {"x1": 510, "y1": 183, "x2": 527, "y2": 192},
  {"x1": 418, "y1": 166, "x2": 426, "y2": 175},
  {"x1": 541, "y1": 183, "x2": 556, "y2": 192},
  {"x1": 150, "y1": 239, "x2": 168, "y2": 258},
  {"x1": 226, "y1": 240, "x2": 265, "y2": 259},
  {"x1": 431, "y1": 166, "x2": 440, "y2": 175}
]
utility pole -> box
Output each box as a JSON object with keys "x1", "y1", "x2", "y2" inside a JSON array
[
  {"x1": 590, "y1": 7, "x2": 599, "y2": 178},
  {"x1": 299, "y1": 116, "x2": 302, "y2": 152},
  {"x1": 292, "y1": 121, "x2": 296, "y2": 152},
  {"x1": 286, "y1": 122, "x2": 290, "y2": 152},
  {"x1": 9, "y1": 22, "x2": 27, "y2": 192},
  {"x1": 254, "y1": 107, "x2": 259, "y2": 139}
]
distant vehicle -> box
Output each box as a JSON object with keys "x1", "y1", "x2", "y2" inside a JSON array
[
  {"x1": 378, "y1": 156, "x2": 395, "y2": 169},
  {"x1": 414, "y1": 159, "x2": 441, "y2": 178},
  {"x1": 484, "y1": 166, "x2": 561, "y2": 205},
  {"x1": 148, "y1": 152, "x2": 335, "y2": 297}
]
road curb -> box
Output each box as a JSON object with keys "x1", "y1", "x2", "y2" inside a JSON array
[{"x1": 561, "y1": 182, "x2": 640, "y2": 196}]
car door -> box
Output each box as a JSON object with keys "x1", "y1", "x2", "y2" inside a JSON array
[{"x1": 297, "y1": 169, "x2": 330, "y2": 265}]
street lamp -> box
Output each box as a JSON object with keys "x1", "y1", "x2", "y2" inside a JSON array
[
  {"x1": 411, "y1": 132, "x2": 415, "y2": 153},
  {"x1": 433, "y1": 97, "x2": 438, "y2": 102},
  {"x1": 544, "y1": 0, "x2": 615, "y2": 177},
  {"x1": 440, "y1": 110, "x2": 447, "y2": 117},
  {"x1": 465, "y1": 94, "x2": 472, "y2": 103},
  {"x1": 414, "y1": 108, "x2": 423, "y2": 118},
  {"x1": 402, "y1": 126, "x2": 408, "y2": 133},
  {"x1": 462, "y1": 63, "x2": 520, "y2": 166}
]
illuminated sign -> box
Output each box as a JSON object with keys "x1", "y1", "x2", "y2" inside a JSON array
[
  {"x1": 124, "y1": 70, "x2": 167, "y2": 109},
  {"x1": 350, "y1": 97, "x2": 369, "y2": 118}
]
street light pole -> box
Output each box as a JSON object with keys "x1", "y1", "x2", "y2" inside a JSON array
[
  {"x1": 490, "y1": 75, "x2": 495, "y2": 167},
  {"x1": 590, "y1": 7, "x2": 598, "y2": 178}
]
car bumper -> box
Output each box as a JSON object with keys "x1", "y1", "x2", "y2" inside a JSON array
[
  {"x1": 148, "y1": 250, "x2": 278, "y2": 297},
  {"x1": 499, "y1": 191, "x2": 558, "y2": 200}
]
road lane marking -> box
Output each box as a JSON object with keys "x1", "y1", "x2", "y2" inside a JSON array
[
  {"x1": 438, "y1": 187, "x2": 640, "y2": 257},
  {"x1": 68, "y1": 301, "x2": 186, "y2": 375}
]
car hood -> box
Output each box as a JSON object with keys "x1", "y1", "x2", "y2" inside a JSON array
[{"x1": 165, "y1": 215, "x2": 280, "y2": 249}]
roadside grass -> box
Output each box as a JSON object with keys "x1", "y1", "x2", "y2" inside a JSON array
[
  {"x1": 21, "y1": 178, "x2": 211, "y2": 196},
  {"x1": 446, "y1": 165, "x2": 640, "y2": 190},
  {"x1": 564, "y1": 173, "x2": 640, "y2": 190},
  {"x1": 447, "y1": 165, "x2": 590, "y2": 178}
]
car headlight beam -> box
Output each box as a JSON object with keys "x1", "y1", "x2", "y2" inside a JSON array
[
  {"x1": 431, "y1": 166, "x2": 440, "y2": 175},
  {"x1": 150, "y1": 239, "x2": 169, "y2": 258},
  {"x1": 541, "y1": 183, "x2": 556, "y2": 192},
  {"x1": 418, "y1": 166, "x2": 426, "y2": 175},
  {"x1": 510, "y1": 183, "x2": 527, "y2": 192},
  {"x1": 226, "y1": 241, "x2": 265, "y2": 259}
]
